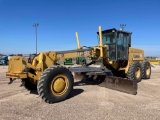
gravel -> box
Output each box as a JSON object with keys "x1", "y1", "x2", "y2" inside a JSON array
[{"x1": 0, "y1": 66, "x2": 160, "y2": 120}]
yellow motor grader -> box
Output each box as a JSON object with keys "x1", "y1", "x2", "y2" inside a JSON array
[{"x1": 6, "y1": 26, "x2": 151, "y2": 103}]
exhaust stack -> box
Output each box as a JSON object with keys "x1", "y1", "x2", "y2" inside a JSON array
[
  {"x1": 98, "y1": 26, "x2": 103, "y2": 57},
  {"x1": 75, "y1": 32, "x2": 81, "y2": 49}
]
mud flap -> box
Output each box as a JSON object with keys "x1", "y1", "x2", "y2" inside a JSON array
[{"x1": 98, "y1": 76, "x2": 137, "y2": 95}]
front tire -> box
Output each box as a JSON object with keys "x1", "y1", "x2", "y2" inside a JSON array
[
  {"x1": 128, "y1": 61, "x2": 142, "y2": 82},
  {"x1": 37, "y1": 65, "x2": 74, "y2": 103}
]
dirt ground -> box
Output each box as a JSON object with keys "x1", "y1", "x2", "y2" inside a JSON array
[{"x1": 0, "y1": 66, "x2": 160, "y2": 120}]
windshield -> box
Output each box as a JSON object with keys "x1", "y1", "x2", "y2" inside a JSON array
[{"x1": 102, "y1": 32, "x2": 116, "y2": 44}]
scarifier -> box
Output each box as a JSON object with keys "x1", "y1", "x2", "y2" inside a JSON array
[{"x1": 6, "y1": 26, "x2": 151, "y2": 103}]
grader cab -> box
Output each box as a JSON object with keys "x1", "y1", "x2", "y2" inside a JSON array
[
  {"x1": 6, "y1": 26, "x2": 151, "y2": 104},
  {"x1": 100, "y1": 28, "x2": 131, "y2": 61},
  {"x1": 98, "y1": 28, "x2": 151, "y2": 82}
]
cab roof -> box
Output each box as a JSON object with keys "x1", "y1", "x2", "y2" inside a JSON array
[{"x1": 97, "y1": 28, "x2": 132, "y2": 35}]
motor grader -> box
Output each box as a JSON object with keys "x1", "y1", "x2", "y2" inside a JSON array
[{"x1": 6, "y1": 26, "x2": 151, "y2": 103}]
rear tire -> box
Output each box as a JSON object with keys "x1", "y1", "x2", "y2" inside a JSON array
[
  {"x1": 37, "y1": 65, "x2": 74, "y2": 103},
  {"x1": 22, "y1": 68, "x2": 37, "y2": 90},
  {"x1": 85, "y1": 75, "x2": 108, "y2": 84},
  {"x1": 94, "y1": 75, "x2": 106, "y2": 84},
  {"x1": 128, "y1": 61, "x2": 142, "y2": 82},
  {"x1": 22, "y1": 78, "x2": 37, "y2": 90},
  {"x1": 141, "y1": 61, "x2": 151, "y2": 79}
]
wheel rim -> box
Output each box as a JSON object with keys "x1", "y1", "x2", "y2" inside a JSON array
[
  {"x1": 146, "y1": 66, "x2": 151, "y2": 75},
  {"x1": 50, "y1": 74, "x2": 69, "y2": 96},
  {"x1": 135, "y1": 67, "x2": 140, "y2": 78}
]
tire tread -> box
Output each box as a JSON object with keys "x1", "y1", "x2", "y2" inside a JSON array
[{"x1": 37, "y1": 65, "x2": 74, "y2": 103}]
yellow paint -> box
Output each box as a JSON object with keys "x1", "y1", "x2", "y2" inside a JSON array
[
  {"x1": 76, "y1": 32, "x2": 81, "y2": 49},
  {"x1": 128, "y1": 48, "x2": 144, "y2": 61},
  {"x1": 7, "y1": 56, "x2": 24, "y2": 73},
  {"x1": 6, "y1": 72, "x2": 27, "y2": 78},
  {"x1": 50, "y1": 74, "x2": 69, "y2": 96},
  {"x1": 98, "y1": 26, "x2": 104, "y2": 58},
  {"x1": 148, "y1": 59, "x2": 160, "y2": 65},
  {"x1": 136, "y1": 67, "x2": 140, "y2": 78},
  {"x1": 146, "y1": 66, "x2": 151, "y2": 75}
]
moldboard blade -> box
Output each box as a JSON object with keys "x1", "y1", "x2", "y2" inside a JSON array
[{"x1": 98, "y1": 76, "x2": 137, "y2": 95}]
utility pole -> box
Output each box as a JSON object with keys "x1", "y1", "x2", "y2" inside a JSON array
[
  {"x1": 33, "y1": 23, "x2": 39, "y2": 54},
  {"x1": 120, "y1": 24, "x2": 126, "y2": 30}
]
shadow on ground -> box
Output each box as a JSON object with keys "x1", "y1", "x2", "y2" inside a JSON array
[
  {"x1": 74, "y1": 79, "x2": 99, "y2": 86},
  {"x1": 30, "y1": 90, "x2": 38, "y2": 95},
  {"x1": 29, "y1": 87, "x2": 84, "y2": 99},
  {"x1": 28, "y1": 80, "x2": 96, "y2": 96},
  {"x1": 69, "y1": 88, "x2": 84, "y2": 99}
]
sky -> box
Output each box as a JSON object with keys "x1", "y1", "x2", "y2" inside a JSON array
[{"x1": 0, "y1": 0, "x2": 160, "y2": 57}]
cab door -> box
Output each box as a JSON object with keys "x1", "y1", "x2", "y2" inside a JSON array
[
  {"x1": 116, "y1": 32, "x2": 130, "y2": 60},
  {"x1": 102, "y1": 32, "x2": 117, "y2": 60}
]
